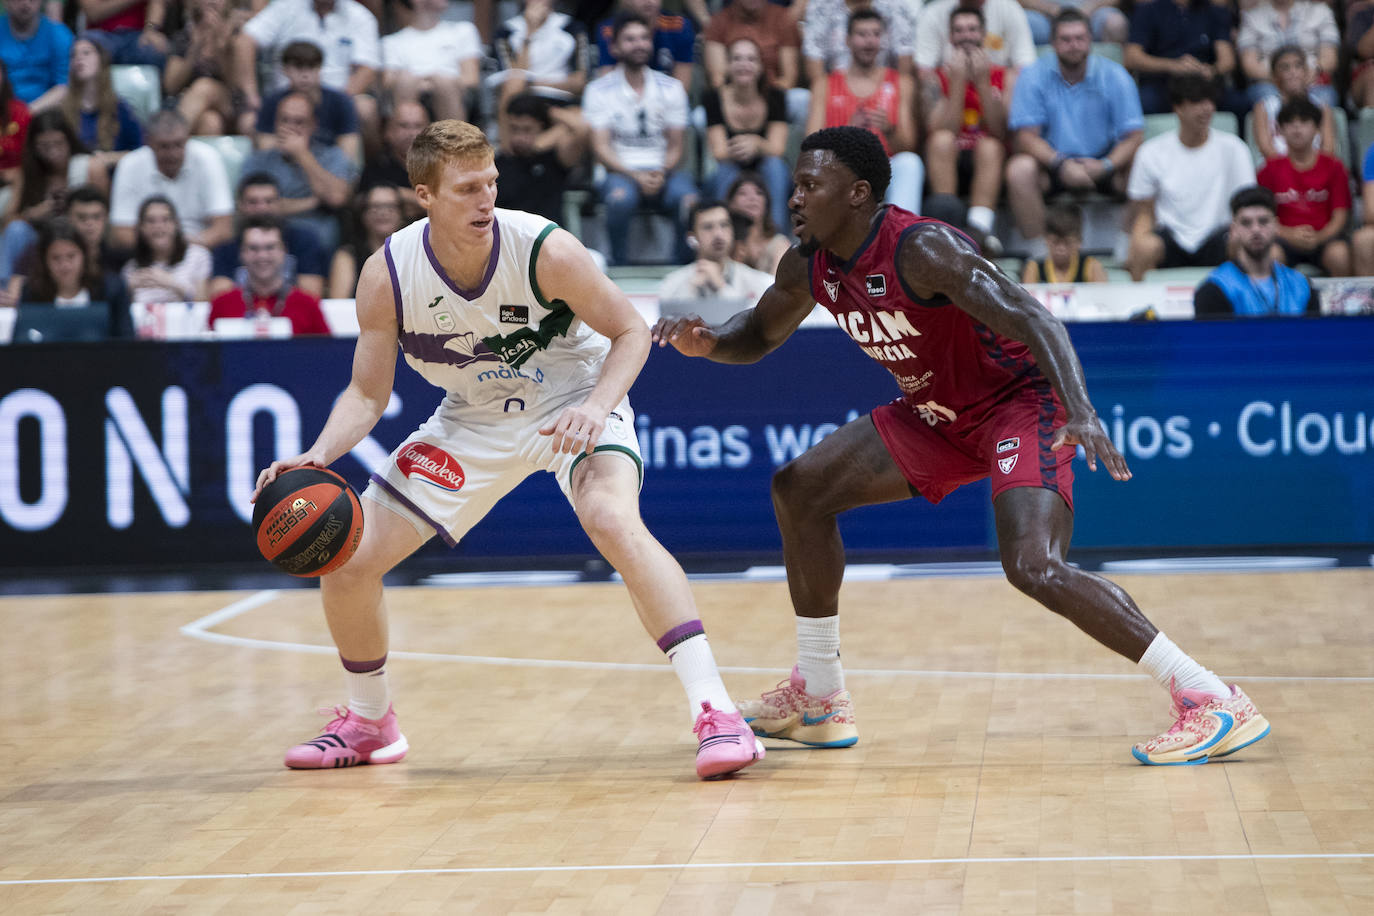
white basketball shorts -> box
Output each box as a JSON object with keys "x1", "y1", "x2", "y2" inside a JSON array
[{"x1": 362, "y1": 389, "x2": 643, "y2": 547}]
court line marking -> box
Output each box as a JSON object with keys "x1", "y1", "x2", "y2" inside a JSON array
[
  {"x1": 4, "y1": 852, "x2": 1373, "y2": 886},
  {"x1": 179, "y1": 590, "x2": 1374, "y2": 683}
]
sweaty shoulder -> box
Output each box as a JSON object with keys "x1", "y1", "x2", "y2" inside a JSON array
[{"x1": 895, "y1": 221, "x2": 983, "y2": 303}]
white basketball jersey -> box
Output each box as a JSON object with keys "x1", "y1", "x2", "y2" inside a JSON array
[{"x1": 383, "y1": 209, "x2": 609, "y2": 409}]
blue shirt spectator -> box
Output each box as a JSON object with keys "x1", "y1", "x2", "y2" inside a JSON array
[
  {"x1": 595, "y1": 4, "x2": 694, "y2": 87},
  {"x1": 211, "y1": 224, "x2": 326, "y2": 285},
  {"x1": 256, "y1": 86, "x2": 360, "y2": 147},
  {"x1": 0, "y1": 3, "x2": 74, "y2": 105},
  {"x1": 79, "y1": 100, "x2": 143, "y2": 152},
  {"x1": 1127, "y1": 0, "x2": 1237, "y2": 114},
  {"x1": 1009, "y1": 54, "x2": 1143, "y2": 159}
]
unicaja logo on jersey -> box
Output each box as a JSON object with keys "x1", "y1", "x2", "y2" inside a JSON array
[{"x1": 397, "y1": 442, "x2": 466, "y2": 491}]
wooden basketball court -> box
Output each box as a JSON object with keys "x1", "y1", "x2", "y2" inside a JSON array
[{"x1": 2, "y1": 566, "x2": 1372, "y2": 913}]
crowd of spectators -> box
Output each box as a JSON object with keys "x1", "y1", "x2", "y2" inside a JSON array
[{"x1": 3, "y1": 0, "x2": 1374, "y2": 338}]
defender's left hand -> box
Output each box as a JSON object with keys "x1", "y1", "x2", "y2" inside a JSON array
[
  {"x1": 539, "y1": 403, "x2": 606, "y2": 455},
  {"x1": 1052, "y1": 415, "x2": 1132, "y2": 481}
]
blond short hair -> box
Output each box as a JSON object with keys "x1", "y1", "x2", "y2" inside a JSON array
[{"x1": 406, "y1": 119, "x2": 493, "y2": 190}]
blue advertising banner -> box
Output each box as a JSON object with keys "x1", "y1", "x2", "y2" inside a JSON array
[{"x1": 0, "y1": 317, "x2": 1370, "y2": 570}]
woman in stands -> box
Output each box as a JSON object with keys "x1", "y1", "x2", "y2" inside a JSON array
[
  {"x1": 21, "y1": 216, "x2": 130, "y2": 336},
  {"x1": 122, "y1": 195, "x2": 212, "y2": 303},
  {"x1": 0, "y1": 58, "x2": 32, "y2": 191},
  {"x1": 0, "y1": 110, "x2": 98, "y2": 291},
  {"x1": 328, "y1": 184, "x2": 408, "y2": 298},
  {"x1": 165, "y1": 0, "x2": 248, "y2": 136},
  {"x1": 61, "y1": 34, "x2": 144, "y2": 183},
  {"x1": 703, "y1": 38, "x2": 792, "y2": 233},
  {"x1": 727, "y1": 171, "x2": 792, "y2": 275}
]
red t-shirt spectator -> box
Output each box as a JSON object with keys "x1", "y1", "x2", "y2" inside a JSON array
[
  {"x1": 1257, "y1": 153, "x2": 1352, "y2": 230},
  {"x1": 0, "y1": 98, "x2": 31, "y2": 170},
  {"x1": 702, "y1": 4, "x2": 801, "y2": 87},
  {"x1": 88, "y1": 0, "x2": 147, "y2": 32},
  {"x1": 209, "y1": 286, "x2": 332, "y2": 336},
  {"x1": 936, "y1": 66, "x2": 1006, "y2": 150}
]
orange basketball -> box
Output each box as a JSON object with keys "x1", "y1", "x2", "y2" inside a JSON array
[{"x1": 251, "y1": 467, "x2": 364, "y2": 577}]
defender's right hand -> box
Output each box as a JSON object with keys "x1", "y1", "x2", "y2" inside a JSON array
[{"x1": 651, "y1": 315, "x2": 718, "y2": 357}]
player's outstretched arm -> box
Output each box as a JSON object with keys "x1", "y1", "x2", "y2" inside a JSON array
[
  {"x1": 650, "y1": 246, "x2": 816, "y2": 364},
  {"x1": 251, "y1": 250, "x2": 400, "y2": 501},
  {"x1": 534, "y1": 227, "x2": 650, "y2": 454},
  {"x1": 897, "y1": 224, "x2": 1132, "y2": 481}
]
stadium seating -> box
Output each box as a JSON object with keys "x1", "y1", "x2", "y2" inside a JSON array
[
  {"x1": 192, "y1": 135, "x2": 252, "y2": 190},
  {"x1": 110, "y1": 65, "x2": 162, "y2": 123}
]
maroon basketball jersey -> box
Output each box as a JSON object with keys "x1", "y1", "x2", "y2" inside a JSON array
[{"x1": 808, "y1": 206, "x2": 1050, "y2": 429}]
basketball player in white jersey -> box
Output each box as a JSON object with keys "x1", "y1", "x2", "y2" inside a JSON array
[{"x1": 251, "y1": 120, "x2": 765, "y2": 779}]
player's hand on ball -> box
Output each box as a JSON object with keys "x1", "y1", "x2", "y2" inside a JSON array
[
  {"x1": 539, "y1": 403, "x2": 605, "y2": 455},
  {"x1": 651, "y1": 315, "x2": 718, "y2": 357},
  {"x1": 1052, "y1": 415, "x2": 1132, "y2": 481},
  {"x1": 252, "y1": 453, "x2": 327, "y2": 503}
]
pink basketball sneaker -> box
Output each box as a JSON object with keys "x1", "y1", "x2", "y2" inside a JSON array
[
  {"x1": 284, "y1": 705, "x2": 409, "y2": 769},
  {"x1": 1132, "y1": 681, "x2": 1270, "y2": 766},
  {"x1": 693, "y1": 701, "x2": 766, "y2": 779}
]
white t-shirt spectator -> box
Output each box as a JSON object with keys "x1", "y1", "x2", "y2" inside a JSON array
[
  {"x1": 109, "y1": 143, "x2": 234, "y2": 237},
  {"x1": 912, "y1": 0, "x2": 1036, "y2": 71},
  {"x1": 381, "y1": 20, "x2": 482, "y2": 78},
  {"x1": 804, "y1": 0, "x2": 915, "y2": 72},
  {"x1": 1237, "y1": 2, "x2": 1339, "y2": 77},
  {"x1": 1127, "y1": 130, "x2": 1257, "y2": 253},
  {"x1": 242, "y1": 0, "x2": 381, "y2": 92},
  {"x1": 658, "y1": 259, "x2": 774, "y2": 308},
  {"x1": 582, "y1": 67, "x2": 689, "y2": 171}
]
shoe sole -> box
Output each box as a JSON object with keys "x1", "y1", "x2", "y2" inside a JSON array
[
  {"x1": 697, "y1": 738, "x2": 767, "y2": 779},
  {"x1": 1211, "y1": 717, "x2": 1271, "y2": 758},
  {"x1": 285, "y1": 734, "x2": 409, "y2": 769},
  {"x1": 745, "y1": 717, "x2": 858, "y2": 748},
  {"x1": 1132, "y1": 715, "x2": 1271, "y2": 766}
]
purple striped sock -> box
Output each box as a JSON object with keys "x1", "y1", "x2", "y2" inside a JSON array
[
  {"x1": 341, "y1": 654, "x2": 387, "y2": 673},
  {"x1": 657, "y1": 620, "x2": 705, "y2": 654}
]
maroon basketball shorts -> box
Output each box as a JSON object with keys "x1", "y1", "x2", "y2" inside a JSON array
[{"x1": 871, "y1": 385, "x2": 1075, "y2": 510}]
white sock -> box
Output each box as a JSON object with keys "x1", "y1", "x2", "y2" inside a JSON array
[
  {"x1": 967, "y1": 205, "x2": 995, "y2": 235},
  {"x1": 797, "y1": 615, "x2": 844, "y2": 696},
  {"x1": 345, "y1": 666, "x2": 392, "y2": 720},
  {"x1": 667, "y1": 633, "x2": 737, "y2": 720},
  {"x1": 1137, "y1": 632, "x2": 1228, "y2": 698}
]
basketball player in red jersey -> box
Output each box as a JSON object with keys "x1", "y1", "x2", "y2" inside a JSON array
[{"x1": 652, "y1": 126, "x2": 1271, "y2": 765}]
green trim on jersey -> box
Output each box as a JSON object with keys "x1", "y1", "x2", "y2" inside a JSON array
[
  {"x1": 477, "y1": 221, "x2": 575, "y2": 369},
  {"x1": 570, "y1": 444, "x2": 644, "y2": 489},
  {"x1": 529, "y1": 222, "x2": 557, "y2": 309}
]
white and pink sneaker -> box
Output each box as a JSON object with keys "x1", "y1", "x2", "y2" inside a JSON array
[
  {"x1": 284, "y1": 705, "x2": 409, "y2": 769},
  {"x1": 693, "y1": 701, "x2": 766, "y2": 779}
]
